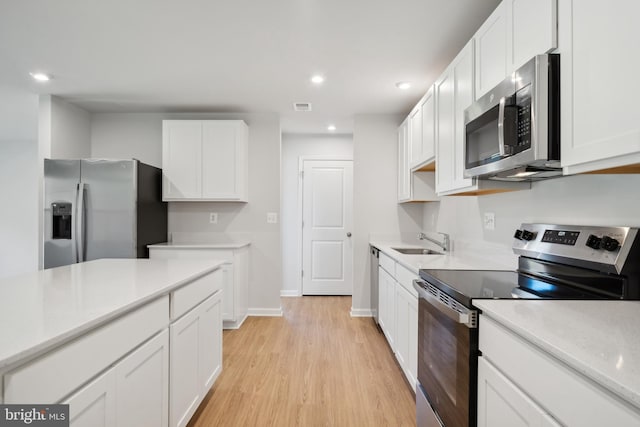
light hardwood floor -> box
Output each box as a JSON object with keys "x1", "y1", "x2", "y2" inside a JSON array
[{"x1": 187, "y1": 296, "x2": 416, "y2": 427}]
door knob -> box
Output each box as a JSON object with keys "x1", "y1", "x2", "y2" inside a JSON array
[{"x1": 347, "y1": 232, "x2": 352, "y2": 237}]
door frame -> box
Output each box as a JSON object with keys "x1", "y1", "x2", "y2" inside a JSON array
[{"x1": 293, "y1": 156, "x2": 353, "y2": 297}]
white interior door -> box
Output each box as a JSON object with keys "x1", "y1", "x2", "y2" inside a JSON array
[{"x1": 302, "y1": 160, "x2": 353, "y2": 295}]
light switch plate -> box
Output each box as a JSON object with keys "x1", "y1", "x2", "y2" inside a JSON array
[
  {"x1": 267, "y1": 212, "x2": 278, "y2": 224},
  {"x1": 209, "y1": 213, "x2": 218, "y2": 224},
  {"x1": 483, "y1": 212, "x2": 495, "y2": 230}
]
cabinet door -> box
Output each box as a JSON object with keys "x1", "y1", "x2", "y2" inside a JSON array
[
  {"x1": 436, "y1": 41, "x2": 476, "y2": 195},
  {"x1": 474, "y1": 1, "x2": 508, "y2": 99},
  {"x1": 202, "y1": 121, "x2": 248, "y2": 201},
  {"x1": 377, "y1": 267, "x2": 391, "y2": 342},
  {"x1": 170, "y1": 306, "x2": 203, "y2": 427},
  {"x1": 409, "y1": 105, "x2": 423, "y2": 168},
  {"x1": 394, "y1": 283, "x2": 411, "y2": 385},
  {"x1": 559, "y1": 0, "x2": 640, "y2": 173},
  {"x1": 221, "y1": 263, "x2": 235, "y2": 322},
  {"x1": 407, "y1": 290, "x2": 418, "y2": 391},
  {"x1": 419, "y1": 87, "x2": 436, "y2": 167},
  {"x1": 162, "y1": 121, "x2": 202, "y2": 200},
  {"x1": 116, "y1": 330, "x2": 169, "y2": 427},
  {"x1": 199, "y1": 292, "x2": 223, "y2": 392},
  {"x1": 397, "y1": 120, "x2": 410, "y2": 202},
  {"x1": 478, "y1": 356, "x2": 561, "y2": 427},
  {"x1": 508, "y1": 0, "x2": 557, "y2": 71},
  {"x1": 64, "y1": 370, "x2": 116, "y2": 427}
]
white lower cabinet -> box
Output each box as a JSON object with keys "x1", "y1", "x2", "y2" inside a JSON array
[
  {"x1": 170, "y1": 291, "x2": 222, "y2": 427},
  {"x1": 116, "y1": 330, "x2": 170, "y2": 427},
  {"x1": 394, "y1": 282, "x2": 418, "y2": 389},
  {"x1": 65, "y1": 370, "x2": 116, "y2": 427},
  {"x1": 479, "y1": 314, "x2": 640, "y2": 426},
  {"x1": 378, "y1": 266, "x2": 396, "y2": 349},
  {"x1": 149, "y1": 246, "x2": 249, "y2": 329},
  {"x1": 478, "y1": 357, "x2": 560, "y2": 427},
  {"x1": 377, "y1": 255, "x2": 418, "y2": 390},
  {"x1": 64, "y1": 330, "x2": 169, "y2": 427}
]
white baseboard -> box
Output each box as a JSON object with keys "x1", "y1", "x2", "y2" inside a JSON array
[
  {"x1": 350, "y1": 308, "x2": 374, "y2": 318},
  {"x1": 247, "y1": 307, "x2": 284, "y2": 317},
  {"x1": 280, "y1": 290, "x2": 301, "y2": 297},
  {"x1": 223, "y1": 313, "x2": 248, "y2": 330}
]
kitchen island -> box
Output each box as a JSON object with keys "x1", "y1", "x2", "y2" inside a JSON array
[{"x1": 0, "y1": 258, "x2": 225, "y2": 427}]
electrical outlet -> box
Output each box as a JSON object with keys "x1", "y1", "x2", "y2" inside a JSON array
[
  {"x1": 484, "y1": 212, "x2": 495, "y2": 231},
  {"x1": 209, "y1": 212, "x2": 218, "y2": 224},
  {"x1": 267, "y1": 212, "x2": 278, "y2": 224}
]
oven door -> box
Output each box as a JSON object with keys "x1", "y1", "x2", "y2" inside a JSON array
[{"x1": 414, "y1": 280, "x2": 478, "y2": 427}]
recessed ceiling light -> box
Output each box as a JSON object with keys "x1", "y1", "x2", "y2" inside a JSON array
[
  {"x1": 395, "y1": 81, "x2": 411, "y2": 90},
  {"x1": 311, "y1": 75, "x2": 325, "y2": 84},
  {"x1": 327, "y1": 125, "x2": 336, "y2": 131},
  {"x1": 30, "y1": 72, "x2": 51, "y2": 82}
]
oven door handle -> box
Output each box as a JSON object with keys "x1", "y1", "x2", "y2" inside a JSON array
[{"x1": 413, "y1": 280, "x2": 476, "y2": 328}]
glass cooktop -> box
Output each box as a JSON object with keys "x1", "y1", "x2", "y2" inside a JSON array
[{"x1": 418, "y1": 269, "x2": 608, "y2": 308}]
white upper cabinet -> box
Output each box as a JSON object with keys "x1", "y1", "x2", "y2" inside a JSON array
[
  {"x1": 397, "y1": 119, "x2": 411, "y2": 202},
  {"x1": 162, "y1": 121, "x2": 202, "y2": 199},
  {"x1": 163, "y1": 120, "x2": 248, "y2": 202},
  {"x1": 558, "y1": 0, "x2": 640, "y2": 174},
  {"x1": 410, "y1": 86, "x2": 437, "y2": 170},
  {"x1": 436, "y1": 40, "x2": 477, "y2": 195},
  {"x1": 474, "y1": 1, "x2": 509, "y2": 100},
  {"x1": 508, "y1": 0, "x2": 557, "y2": 71},
  {"x1": 398, "y1": 118, "x2": 439, "y2": 203},
  {"x1": 475, "y1": 0, "x2": 557, "y2": 100}
]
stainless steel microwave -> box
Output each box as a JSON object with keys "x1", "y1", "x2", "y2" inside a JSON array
[{"x1": 464, "y1": 54, "x2": 561, "y2": 181}]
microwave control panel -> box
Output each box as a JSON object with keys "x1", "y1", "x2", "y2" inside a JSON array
[{"x1": 515, "y1": 85, "x2": 532, "y2": 149}]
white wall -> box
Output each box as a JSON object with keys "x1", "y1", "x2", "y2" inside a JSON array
[
  {"x1": 0, "y1": 87, "x2": 39, "y2": 278},
  {"x1": 280, "y1": 133, "x2": 353, "y2": 295},
  {"x1": 49, "y1": 96, "x2": 91, "y2": 159},
  {"x1": 423, "y1": 174, "x2": 640, "y2": 248},
  {"x1": 352, "y1": 114, "x2": 425, "y2": 314},
  {"x1": 90, "y1": 112, "x2": 283, "y2": 313},
  {"x1": 91, "y1": 113, "x2": 163, "y2": 167}
]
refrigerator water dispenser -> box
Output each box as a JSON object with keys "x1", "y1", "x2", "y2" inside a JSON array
[{"x1": 51, "y1": 202, "x2": 72, "y2": 239}]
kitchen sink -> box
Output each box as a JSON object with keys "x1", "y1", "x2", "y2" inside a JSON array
[{"x1": 392, "y1": 248, "x2": 443, "y2": 255}]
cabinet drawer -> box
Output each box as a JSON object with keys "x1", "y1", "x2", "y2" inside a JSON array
[
  {"x1": 171, "y1": 269, "x2": 222, "y2": 320},
  {"x1": 395, "y1": 263, "x2": 419, "y2": 298},
  {"x1": 4, "y1": 295, "x2": 169, "y2": 404},
  {"x1": 379, "y1": 252, "x2": 396, "y2": 276},
  {"x1": 480, "y1": 315, "x2": 640, "y2": 426}
]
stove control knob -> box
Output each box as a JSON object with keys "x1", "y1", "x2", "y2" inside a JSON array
[
  {"x1": 586, "y1": 234, "x2": 602, "y2": 250},
  {"x1": 514, "y1": 229, "x2": 523, "y2": 240},
  {"x1": 601, "y1": 236, "x2": 620, "y2": 252},
  {"x1": 521, "y1": 230, "x2": 536, "y2": 241}
]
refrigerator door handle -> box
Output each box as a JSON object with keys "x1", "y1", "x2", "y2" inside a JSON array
[{"x1": 76, "y1": 182, "x2": 86, "y2": 263}]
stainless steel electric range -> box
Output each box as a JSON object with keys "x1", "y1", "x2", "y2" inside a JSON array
[{"x1": 413, "y1": 224, "x2": 640, "y2": 427}]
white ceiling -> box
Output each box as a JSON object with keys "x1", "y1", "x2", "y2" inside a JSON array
[{"x1": 0, "y1": 0, "x2": 500, "y2": 134}]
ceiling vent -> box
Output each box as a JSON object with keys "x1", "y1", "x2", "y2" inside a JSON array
[{"x1": 293, "y1": 102, "x2": 312, "y2": 112}]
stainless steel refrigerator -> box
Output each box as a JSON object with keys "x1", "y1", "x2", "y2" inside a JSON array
[{"x1": 44, "y1": 159, "x2": 168, "y2": 269}]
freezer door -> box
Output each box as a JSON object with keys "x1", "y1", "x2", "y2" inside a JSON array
[
  {"x1": 44, "y1": 159, "x2": 80, "y2": 269},
  {"x1": 81, "y1": 159, "x2": 137, "y2": 260}
]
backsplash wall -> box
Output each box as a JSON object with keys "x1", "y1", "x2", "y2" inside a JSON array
[{"x1": 422, "y1": 174, "x2": 640, "y2": 249}]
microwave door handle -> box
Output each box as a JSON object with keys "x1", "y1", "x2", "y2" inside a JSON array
[{"x1": 497, "y1": 96, "x2": 507, "y2": 156}]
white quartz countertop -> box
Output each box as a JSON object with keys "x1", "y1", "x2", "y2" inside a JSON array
[
  {"x1": 148, "y1": 241, "x2": 251, "y2": 249},
  {"x1": 474, "y1": 299, "x2": 640, "y2": 410},
  {"x1": 0, "y1": 258, "x2": 224, "y2": 370},
  {"x1": 370, "y1": 241, "x2": 518, "y2": 274}
]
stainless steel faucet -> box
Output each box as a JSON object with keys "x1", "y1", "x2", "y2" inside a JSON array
[{"x1": 417, "y1": 232, "x2": 450, "y2": 252}]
